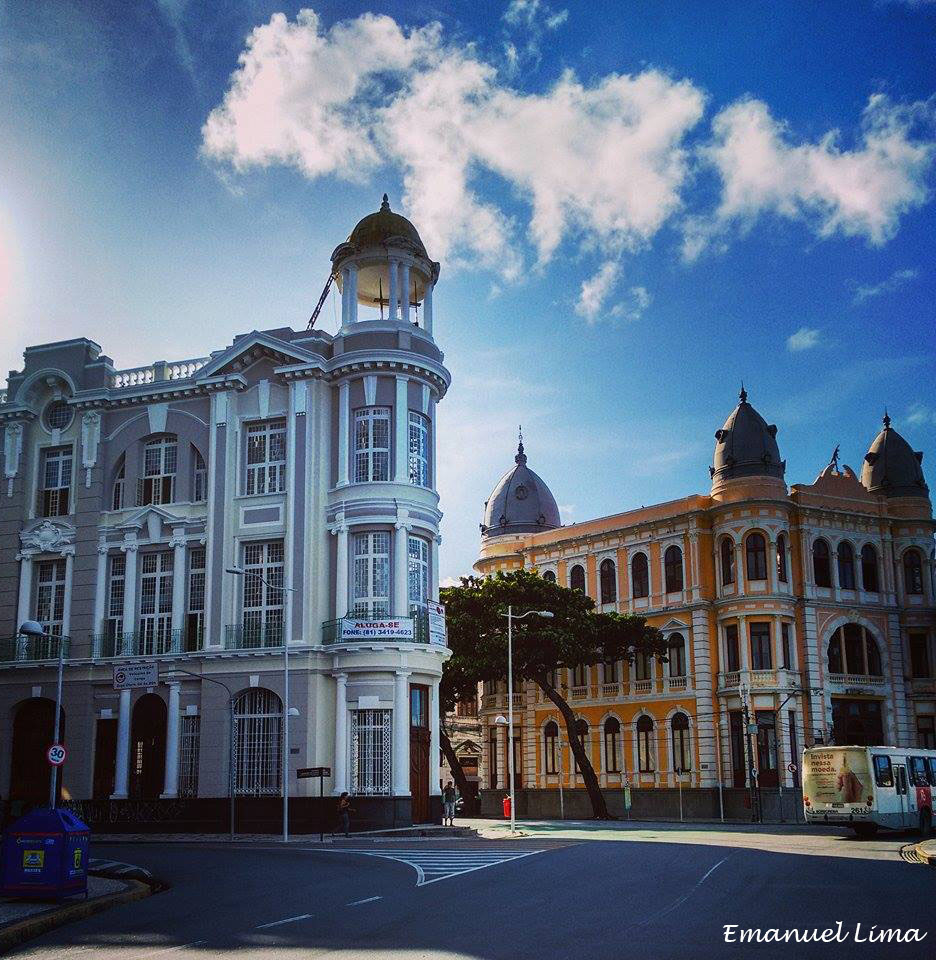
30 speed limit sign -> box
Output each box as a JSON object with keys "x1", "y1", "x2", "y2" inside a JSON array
[{"x1": 46, "y1": 744, "x2": 66, "y2": 766}]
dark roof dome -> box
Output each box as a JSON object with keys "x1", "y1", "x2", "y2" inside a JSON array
[
  {"x1": 481, "y1": 436, "x2": 561, "y2": 540},
  {"x1": 710, "y1": 386, "x2": 785, "y2": 485},
  {"x1": 860, "y1": 412, "x2": 929, "y2": 499},
  {"x1": 348, "y1": 195, "x2": 427, "y2": 258}
]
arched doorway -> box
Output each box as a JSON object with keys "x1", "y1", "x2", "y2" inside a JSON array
[
  {"x1": 130, "y1": 693, "x2": 167, "y2": 799},
  {"x1": 10, "y1": 698, "x2": 65, "y2": 806}
]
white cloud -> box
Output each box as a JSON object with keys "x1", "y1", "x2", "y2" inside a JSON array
[
  {"x1": 906, "y1": 402, "x2": 936, "y2": 426},
  {"x1": 852, "y1": 267, "x2": 919, "y2": 303},
  {"x1": 611, "y1": 285, "x2": 651, "y2": 323},
  {"x1": 575, "y1": 260, "x2": 619, "y2": 319},
  {"x1": 687, "y1": 94, "x2": 936, "y2": 258},
  {"x1": 203, "y1": 9, "x2": 706, "y2": 277},
  {"x1": 503, "y1": 1, "x2": 568, "y2": 31},
  {"x1": 787, "y1": 326, "x2": 821, "y2": 352}
]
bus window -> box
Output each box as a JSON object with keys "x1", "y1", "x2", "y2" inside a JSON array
[
  {"x1": 925, "y1": 758, "x2": 936, "y2": 787},
  {"x1": 909, "y1": 757, "x2": 929, "y2": 787},
  {"x1": 895, "y1": 765, "x2": 908, "y2": 795},
  {"x1": 873, "y1": 755, "x2": 893, "y2": 787}
]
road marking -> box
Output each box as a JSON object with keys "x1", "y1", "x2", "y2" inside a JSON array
[
  {"x1": 319, "y1": 848, "x2": 546, "y2": 886},
  {"x1": 138, "y1": 940, "x2": 207, "y2": 957},
  {"x1": 256, "y1": 914, "x2": 312, "y2": 929},
  {"x1": 635, "y1": 857, "x2": 727, "y2": 927},
  {"x1": 347, "y1": 896, "x2": 382, "y2": 905}
]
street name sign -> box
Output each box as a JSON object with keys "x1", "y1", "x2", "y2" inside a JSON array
[
  {"x1": 113, "y1": 662, "x2": 158, "y2": 690},
  {"x1": 297, "y1": 767, "x2": 331, "y2": 779}
]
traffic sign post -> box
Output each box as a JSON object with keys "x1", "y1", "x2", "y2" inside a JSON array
[
  {"x1": 113, "y1": 662, "x2": 158, "y2": 690},
  {"x1": 47, "y1": 744, "x2": 66, "y2": 767},
  {"x1": 298, "y1": 767, "x2": 331, "y2": 842}
]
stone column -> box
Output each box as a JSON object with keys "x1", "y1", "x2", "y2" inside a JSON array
[
  {"x1": 394, "y1": 519, "x2": 410, "y2": 616},
  {"x1": 393, "y1": 671, "x2": 411, "y2": 796},
  {"x1": 423, "y1": 282, "x2": 433, "y2": 336},
  {"x1": 400, "y1": 262, "x2": 411, "y2": 323},
  {"x1": 333, "y1": 673, "x2": 348, "y2": 794},
  {"x1": 341, "y1": 267, "x2": 350, "y2": 327},
  {"x1": 170, "y1": 530, "x2": 187, "y2": 649},
  {"x1": 348, "y1": 264, "x2": 358, "y2": 324},
  {"x1": 831, "y1": 541, "x2": 841, "y2": 602},
  {"x1": 121, "y1": 539, "x2": 138, "y2": 655},
  {"x1": 92, "y1": 540, "x2": 108, "y2": 644},
  {"x1": 16, "y1": 553, "x2": 33, "y2": 638},
  {"x1": 111, "y1": 688, "x2": 132, "y2": 799},
  {"x1": 61, "y1": 548, "x2": 75, "y2": 643},
  {"x1": 768, "y1": 536, "x2": 779, "y2": 593},
  {"x1": 162, "y1": 683, "x2": 181, "y2": 798},
  {"x1": 429, "y1": 680, "x2": 441, "y2": 796},
  {"x1": 773, "y1": 615, "x2": 783, "y2": 672},
  {"x1": 394, "y1": 376, "x2": 409, "y2": 482},
  {"x1": 739, "y1": 614, "x2": 750, "y2": 671},
  {"x1": 736, "y1": 541, "x2": 745, "y2": 595},
  {"x1": 388, "y1": 257, "x2": 399, "y2": 320},
  {"x1": 337, "y1": 382, "x2": 350, "y2": 487},
  {"x1": 334, "y1": 521, "x2": 348, "y2": 618},
  {"x1": 431, "y1": 535, "x2": 441, "y2": 602}
]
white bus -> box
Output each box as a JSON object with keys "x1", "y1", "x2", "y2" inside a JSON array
[{"x1": 802, "y1": 745, "x2": 936, "y2": 837}]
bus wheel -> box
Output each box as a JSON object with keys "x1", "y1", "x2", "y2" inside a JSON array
[
  {"x1": 852, "y1": 823, "x2": 877, "y2": 838},
  {"x1": 919, "y1": 809, "x2": 933, "y2": 838}
]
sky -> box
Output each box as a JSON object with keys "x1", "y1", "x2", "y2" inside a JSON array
[{"x1": 0, "y1": 0, "x2": 934, "y2": 583}]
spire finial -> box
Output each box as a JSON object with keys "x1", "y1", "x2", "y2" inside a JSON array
[
  {"x1": 515, "y1": 425, "x2": 527, "y2": 464},
  {"x1": 380, "y1": 193, "x2": 390, "y2": 211},
  {"x1": 739, "y1": 382, "x2": 747, "y2": 404},
  {"x1": 883, "y1": 407, "x2": 891, "y2": 429}
]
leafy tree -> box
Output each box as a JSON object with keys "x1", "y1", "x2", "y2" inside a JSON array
[
  {"x1": 441, "y1": 569, "x2": 667, "y2": 819},
  {"x1": 438, "y1": 635, "x2": 483, "y2": 813}
]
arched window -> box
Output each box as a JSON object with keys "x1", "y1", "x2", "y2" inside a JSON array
[
  {"x1": 664, "y1": 545, "x2": 683, "y2": 593},
  {"x1": 637, "y1": 715, "x2": 655, "y2": 772},
  {"x1": 904, "y1": 549, "x2": 924, "y2": 595},
  {"x1": 604, "y1": 717, "x2": 621, "y2": 773},
  {"x1": 544, "y1": 720, "x2": 559, "y2": 775},
  {"x1": 776, "y1": 533, "x2": 788, "y2": 583},
  {"x1": 631, "y1": 553, "x2": 649, "y2": 598},
  {"x1": 827, "y1": 624, "x2": 884, "y2": 678},
  {"x1": 860, "y1": 544, "x2": 879, "y2": 593},
  {"x1": 573, "y1": 718, "x2": 589, "y2": 772},
  {"x1": 672, "y1": 712, "x2": 691, "y2": 773},
  {"x1": 667, "y1": 633, "x2": 686, "y2": 677},
  {"x1": 746, "y1": 533, "x2": 767, "y2": 581},
  {"x1": 542, "y1": 569, "x2": 556, "y2": 583},
  {"x1": 720, "y1": 537, "x2": 735, "y2": 586},
  {"x1": 837, "y1": 542, "x2": 856, "y2": 590},
  {"x1": 192, "y1": 447, "x2": 207, "y2": 502},
  {"x1": 813, "y1": 539, "x2": 831, "y2": 587},
  {"x1": 599, "y1": 559, "x2": 616, "y2": 604},
  {"x1": 233, "y1": 688, "x2": 282, "y2": 796},
  {"x1": 569, "y1": 564, "x2": 586, "y2": 593},
  {"x1": 111, "y1": 457, "x2": 126, "y2": 511}
]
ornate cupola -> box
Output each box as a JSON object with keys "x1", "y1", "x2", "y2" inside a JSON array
[
  {"x1": 710, "y1": 386, "x2": 786, "y2": 501},
  {"x1": 331, "y1": 194, "x2": 440, "y2": 336},
  {"x1": 861, "y1": 411, "x2": 930, "y2": 504},
  {"x1": 480, "y1": 433, "x2": 561, "y2": 540}
]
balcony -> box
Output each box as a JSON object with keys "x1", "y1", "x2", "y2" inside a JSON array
[
  {"x1": 827, "y1": 673, "x2": 884, "y2": 687},
  {"x1": 0, "y1": 635, "x2": 69, "y2": 663},
  {"x1": 750, "y1": 669, "x2": 777, "y2": 689},
  {"x1": 667, "y1": 675, "x2": 688, "y2": 692},
  {"x1": 600, "y1": 681, "x2": 620, "y2": 698},
  {"x1": 570, "y1": 685, "x2": 588, "y2": 700},
  {"x1": 92, "y1": 631, "x2": 184, "y2": 658},
  {"x1": 511, "y1": 692, "x2": 523, "y2": 707},
  {"x1": 723, "y1": 671, "x2": 741, "y2": 688},
  {"x1": 633, "y1": 679, "x2": 653, "y2": 695},
  {"x1": 224, "y1": 624, "x2": 284, "y2": 650}
]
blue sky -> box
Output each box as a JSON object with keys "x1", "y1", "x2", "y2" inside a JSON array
[{"x1": 1, "y1": 0, "x2": 934, "y2": 582}]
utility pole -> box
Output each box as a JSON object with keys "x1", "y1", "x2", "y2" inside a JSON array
[{"x1": 741, "y1": 683, "x2": 760, "y2": 823}]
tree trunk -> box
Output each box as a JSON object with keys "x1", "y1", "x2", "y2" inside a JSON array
[
  {"x1": 440, "y1": 725, "x2": 475, "y2": 814},
  {"x1": 535, "y1": 674, "x2": 612, "y2": 820}
]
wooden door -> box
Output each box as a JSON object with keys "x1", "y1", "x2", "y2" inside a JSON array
[{"x1": 409, "y1": 683, "x2": 430, "y2": 822}]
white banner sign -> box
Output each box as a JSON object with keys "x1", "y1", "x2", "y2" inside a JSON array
[
  {"x1": 426, "y1": 600, "x2": 447, "y2": 645},
  {"x1": 340, "y1": 618, "x2": 415, "y2": 641},
  {"x1": 113, "y1": 661, "x2": 158, "y2": 690}
]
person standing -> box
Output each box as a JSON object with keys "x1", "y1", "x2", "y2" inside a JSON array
[
  {"x1": 442, "y1": 780, "x2": 457, "y2": 826},
  {"x1": 336, "y1": 792, "x2": 353, "y2": 837}
]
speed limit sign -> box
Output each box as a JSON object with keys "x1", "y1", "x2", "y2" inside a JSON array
[{"x1": 46, "y1": 744, "x2": 66, "y2": 766}]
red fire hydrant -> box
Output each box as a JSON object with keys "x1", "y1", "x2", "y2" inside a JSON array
[{"x1": 502, "y1": 795, "x2": 512, "y2": 819}]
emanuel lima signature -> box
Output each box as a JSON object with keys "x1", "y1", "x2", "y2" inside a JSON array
[{"x1": 724, "y1": 923, "x2": 927, "y2": 944}]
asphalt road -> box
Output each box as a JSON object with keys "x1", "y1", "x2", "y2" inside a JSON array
[{"x1": 8, "y1": 827, "x2": 934, "y2": 960}]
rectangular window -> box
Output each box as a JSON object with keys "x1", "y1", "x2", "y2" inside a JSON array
[
  {"x1": 410, "y1": 685, "x2": 429, "y2": 728},
  {"x1": 544, "y1": 728, "x2": 558, "y2": 775},
  {"x1": 234, "y1": 690, "x2": 282, "y2": 796},
  {"x1": 241, "y1": 541, "x2": 284, "y2": 646},
  {"x1": 756, "y1": 711, "x2": 778, "y2": 785},
  {"x1": 729, "y1": 710, "x2": 746, "y2": 787},
  {"x1": 139, "y1": 551, "x2": 174, "y2": 654},
  {"x1": 910, "y1": 633, "x2": 931, "y2": 679},
  {"x1": 455, "y1": 695, "x2": 477, "y2": 718},
  {"x1": 489, "y1": 731, "x2": 499, "y2": 788},
  {"x1": 408, "y1": 411, "x2": 430, "y2": 486},
  {"x1": 351, "y1": 708, "x2": 392, "y2": 795},
  {"x1": 873, "y1": 754, "x2": 893, "y2": 788},
  {"x1": 186, "y1": 548, "x2": 206, "y2": 651},
  {"x1": 35, "y1": 558, "x2": 66, "y2": 637},
  {"x1": 179, "y1": 715, "x2": 200, "y2": 798},
  {"x1": 725, "y1": 624, "x2": 740, "y2": 673},
  {"x1": 245, "y1": 420, "x2": 286, "y2": 495},
  {"x1": 634, "y1": 652, "x2": 651, "y2": 682},
  {"x1": 781, "y1": 623, "x2": 792, "y2": 670},
  {"x1": 909, "y1": 756, "x2": 929, "y2": 788},
  {"x1": 138, "y1": 436, "x2": 177, "y2": 505},
  {"x1": 919, "y1": 716, "x2": 936, "y2": 750},
  {"x1": 106, "y1": 554, "x2": 125, "y2": 645},
  {"x1": 407, "y1": 535, "x2": 429, "y2": 608},
  {"x1": 788, "y1": 711, "x2": 799, "y2": 786},
  {"x1": 750, "y1": 622, "x2": 772, "y2": 671},
  {"x1": 112, "y1": 463, "x2": 126, "y2": 510},
  {"x1": 38, "y1": 447, "x2": 72, "y2": 516},
  {"x1": 192, "y1": 449, "x2": 207, "y2": 502},
  {"x1": 353, "y1": 407, "x2": 390, "y2": 483},
  {"x1": 572, "y1": 663, "x2": 588, "y2": 687},
  {"x1": 351, "y1": 531, "x2": 390, "y2": 618}
]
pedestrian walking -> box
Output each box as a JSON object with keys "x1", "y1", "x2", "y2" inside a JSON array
[
  {"x1": 336, "y1": 792, "x2": 354, "y2": 837},
  {"x1": 442, "y1": 780, "x2": 457, "y2": 826}
]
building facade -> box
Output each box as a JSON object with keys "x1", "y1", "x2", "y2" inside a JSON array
[
  {"x1": 475, "y1": 393, "x2": 935, "y2": 817},
  {"x1": 0, "y1": 198, "x2": 451, "y2": 830}
]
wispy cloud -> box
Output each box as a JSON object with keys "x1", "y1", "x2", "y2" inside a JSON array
[
  {"x1": 575, "y1": 260, "x2": 620, "y2": 320},
  {"x1": 852, "y1": 267, "x2": 919, "y2": 303},
  {"x1": 787, "y1": 326, "x2": 821, "y2": 352},
  {"x1": 906, "y1": 402, "x2": 936, "y2": 426}
]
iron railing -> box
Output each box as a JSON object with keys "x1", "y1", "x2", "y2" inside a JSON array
[
  {"x1": 92, "y1": 630, "x2": 184, "y2": 658},
  {"x1": 0, "y1": 634, "x2": 69, "y2": 663},
  {"x1": 224, "y1": 623, "x2": 284, "y2": 650},
  {"x1": 321, "y1": 608, "x2": 441, "y2": 646}
]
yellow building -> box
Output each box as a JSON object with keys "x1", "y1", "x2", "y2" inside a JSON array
[{"x1": 474, "y1": 393, "x2": 935, "y2": 817}]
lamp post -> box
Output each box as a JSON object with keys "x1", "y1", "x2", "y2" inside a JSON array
[
  {"x1": 162, "y1": 668, "x2": 236, "y2": 840},
  {"x1": 496, "y1": 607, "x2": 553, "y2": 835},
  {"x1": 226, "y1": 566, "x2": 298, "y2": 843},
  {"x1": 19, "y1": 621, "x2": 67, "y2": 810}
]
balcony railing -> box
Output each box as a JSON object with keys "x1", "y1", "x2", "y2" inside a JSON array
[
  {"x1": 723, "y1": 671, "x2": 741, "y2": 688},
  {"x1": 224, "y1": 624, "x2": 284, "y2": 650},
  {"x1": 92, "y1": 631, "x2": 184, "y2": 658},
  {"x1": 511, "y1": 692, "x2": 523, "y2": 707},
  {"x1": 633, "y1": 679, "x2": 653, "y2": 695},
  {"x1": 600, "y1": 681, "x2": 620, "y2": 698},
  {"x1": 667, "y1": 675, "x2": 688, "y2": 692},
  {"x1": 109, "y1": 357, "x2": 209, "y2": 390},
  {"x1": 570, "y1": 685, "x2": 588, "y2": 700},
  {"x1": 321, "y1": 608, "x2": 443, "y2": 647},
  {"x1": 827, "y1": 673, "x2": 884, "y2": 686},
  {"x1": 750, "y1": 669, "x2": 777, "y2": 688},
  {"x1": 0, "y1": 635, "x2": 69, "y2": 663}
]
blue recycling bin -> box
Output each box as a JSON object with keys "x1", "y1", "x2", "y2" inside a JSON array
[{"x1": 1, "y1": 808, "x2": 90, "y2": 901}]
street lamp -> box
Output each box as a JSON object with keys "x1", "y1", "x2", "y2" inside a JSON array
[
  {"x1": 19, "y1": 621, "x2": 67, "y2": 810},
  {"x1": 226, "y1": 566, "x2": 299, "y2": 843},
  {"x1": 497, "y1": 607, "x2": 553, "y2": 835}
]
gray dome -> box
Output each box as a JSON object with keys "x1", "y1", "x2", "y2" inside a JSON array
[
  {"x1": 710, "y1": 386, "x2": 785, "y2": 484},
  {"x1": 861, "y1": 412, "x2": 929, "y2": 499},
  {"x1": 481, "y1": 440, "x2": 560, "y2": 539}
]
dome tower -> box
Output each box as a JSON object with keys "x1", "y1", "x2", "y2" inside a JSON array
[{"x1": 861, "y1": 412, "x2": 930, "y2": 507}]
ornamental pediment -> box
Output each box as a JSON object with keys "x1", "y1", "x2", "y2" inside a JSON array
[
  {"x1": 196, "y1": 332, "x2": 322, "y2": 380},
  {"x1": 20, "y1": 518, "x2": 75, "y2": 555}
]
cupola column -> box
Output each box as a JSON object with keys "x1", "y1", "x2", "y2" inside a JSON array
[
  {"x1": 348, "y1": 264, "x2": 358, "y2": 324},
  {"x1": 340, "y1": 268, "x2": 350, "y2": 327},
  {"x1": 400, "y1": 262, "x2": 411, "y2": 323},
  {"x1": 423, "y1": 283, "x2": 433, "y2": 336},
  {"x1": 388, "y1": 257, "x2": 399, "y2": 320},
  {"x1": 337, "y1": 382, "x2": 350, "y2": 488},
  {"x1": 394, "y1": 517, "x2": 410, "y2": 616},
  {"x1": 394, "y1": 376, "x2": 409, "y2": 483}
]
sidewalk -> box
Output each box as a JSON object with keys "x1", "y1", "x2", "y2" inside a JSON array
[
  {"x1": 464, "y1": 817, "x2": 842, "y2": 839},
  {"x1": 0, "y1": 876, "x2": 150, "y2": 952},
  {"x1": 91, "y1": 824, "x2": 475, "y2": 844}
]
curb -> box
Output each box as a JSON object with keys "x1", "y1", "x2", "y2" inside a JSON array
[
  {"x1": 913, "y1": 841, "x2": 936, "y2": 866},
  {"x1": 0, "y1": 879, "x2": 151, "y2": 953}
]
